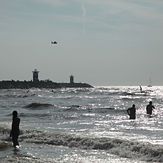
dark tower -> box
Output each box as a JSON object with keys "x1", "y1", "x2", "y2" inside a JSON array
[
  {"x1": 32, "y1": 69, "x2": 39, "y2": 82},
  {"x1": 70, "y1": 75, "x2": 74, "y2": 84}
]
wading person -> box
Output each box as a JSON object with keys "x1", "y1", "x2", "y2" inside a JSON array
[
  {"x1": 127, "y1": 104, "x2": 136, "y2": 119},
  {"x1": 10, "y1": 111, "x2": 20, "y2": 148},
  {"x1": 146, "y1": 101, "x2": 155, "y2": 116}
]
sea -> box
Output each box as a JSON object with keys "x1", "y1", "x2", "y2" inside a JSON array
[{"x1": 0, "y1": 86, "x2": 163, "y2": 163}]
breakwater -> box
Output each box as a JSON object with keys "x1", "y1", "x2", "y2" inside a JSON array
[{"x1": 0, "y1": 80, "x2": 93, "y2": 89}]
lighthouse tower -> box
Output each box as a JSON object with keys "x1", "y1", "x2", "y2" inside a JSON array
[
  {"x1": 32, "y1": 69, "x2": 39, "y2": 82},
  {"x1": 70, "y1": 75, "x2": 74, "y2": 84}
]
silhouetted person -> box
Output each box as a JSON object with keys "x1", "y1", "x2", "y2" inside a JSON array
[
  {"x1": 127, "y1": 104, "x2": 136, "y2": 119},
  {"x1": 139, "y1": 85, "x2": 143, "y2": 93},
  {"x1": 10, "y1": 111, "x2": 20, "y2": 148},
  {"x1": 146, "y1": 101, "x2": 155, "y2": 116}
]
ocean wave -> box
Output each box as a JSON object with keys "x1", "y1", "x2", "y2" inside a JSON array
[
  {"x1": 1, "y1": 124, "x2": 163, "y2": 162},
  {"x1": 0, "y1": 93, "x2": 35, "y2": 99},
  {"x1": 120, "y1": 91, "x2": 149, "y2": 97},
  {"x1": 20, "y1": 112, "x2": 51, "y2": 118},
  {"x1": 24, "y1": 103, "x2": 54, "y2": 109},
  {"x1": 19, "y1": 130, "x2": 163, "y2": 162},
  {"x1": 64, "y1": 106, "x2": 125, "y2": 114},
  {"x1": 60, "y1": 88, "x2": 92, "y2": 94},
  {"x1": 89, "y1": 89, "x2": 150, "y2": 99}
]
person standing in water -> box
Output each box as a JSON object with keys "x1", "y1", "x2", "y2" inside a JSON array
[
  {"x1": 127, "y1": 104, "x2": 136, "y2": 119},
  {"x1": 139, "y1": 85, "x2": 143, "y2": 93},
  {"x1": 10, "y1": 111, "x2": 20, "y2": 148},
  {"x1": 146, "y1": 101, "x2": 155, "y2": 116}
]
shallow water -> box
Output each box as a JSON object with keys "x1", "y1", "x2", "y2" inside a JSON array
[{"x1": 0, "y1": 86, "x2": 163, "y2": 162}]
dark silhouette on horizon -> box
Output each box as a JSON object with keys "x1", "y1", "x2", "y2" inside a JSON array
[
  {"x1": 127, "y1": 104, "x2": 136, "y2": 119},
  {"x1": 10, "y1": 111, "x2": 20, "y2": 148}
]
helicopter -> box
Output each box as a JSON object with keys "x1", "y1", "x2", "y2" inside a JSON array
[{"x1": 51, "y1": 41, "x2": 57, "y2": 44}]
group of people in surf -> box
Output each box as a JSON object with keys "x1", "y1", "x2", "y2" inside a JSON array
[
  {"x1": 9, "y1": 101, "x2": 155, "y2": 148},
  {"x1": 127, "y1": 101, "x2": 155, "y2": 119}
]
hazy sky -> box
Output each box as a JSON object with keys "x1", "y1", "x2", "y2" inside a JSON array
[{"x1": 0, "y1": 0, "x2": 163, "y2": 86}]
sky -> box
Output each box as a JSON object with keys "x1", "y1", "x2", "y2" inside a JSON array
[{"x1": 0, "y1": 0, "x2": 163, "y2": 86}]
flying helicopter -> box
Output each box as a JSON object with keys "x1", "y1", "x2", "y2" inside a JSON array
[{"x1": 51, "y1": 41, "x2": 57, "y2": 44}]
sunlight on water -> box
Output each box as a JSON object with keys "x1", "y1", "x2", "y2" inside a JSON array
[{"x1": 0, "y1": 86, "x2": 163, "y2": 162}]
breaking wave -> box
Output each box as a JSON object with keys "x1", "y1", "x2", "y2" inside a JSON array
[
  {"x1": 1, "y1": 123, "x2": 163, "y2": 162},
  {"x1": 19, "y1": 130, "x2": 163, "y2": 162}
]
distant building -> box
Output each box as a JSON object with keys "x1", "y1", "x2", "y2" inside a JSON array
[
  {"x1": 32, "y1": 69, "x2": 39, "y2": 82},
  {"x1": 70, "y1": 75, "x2": 74, "y2": 84}
]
